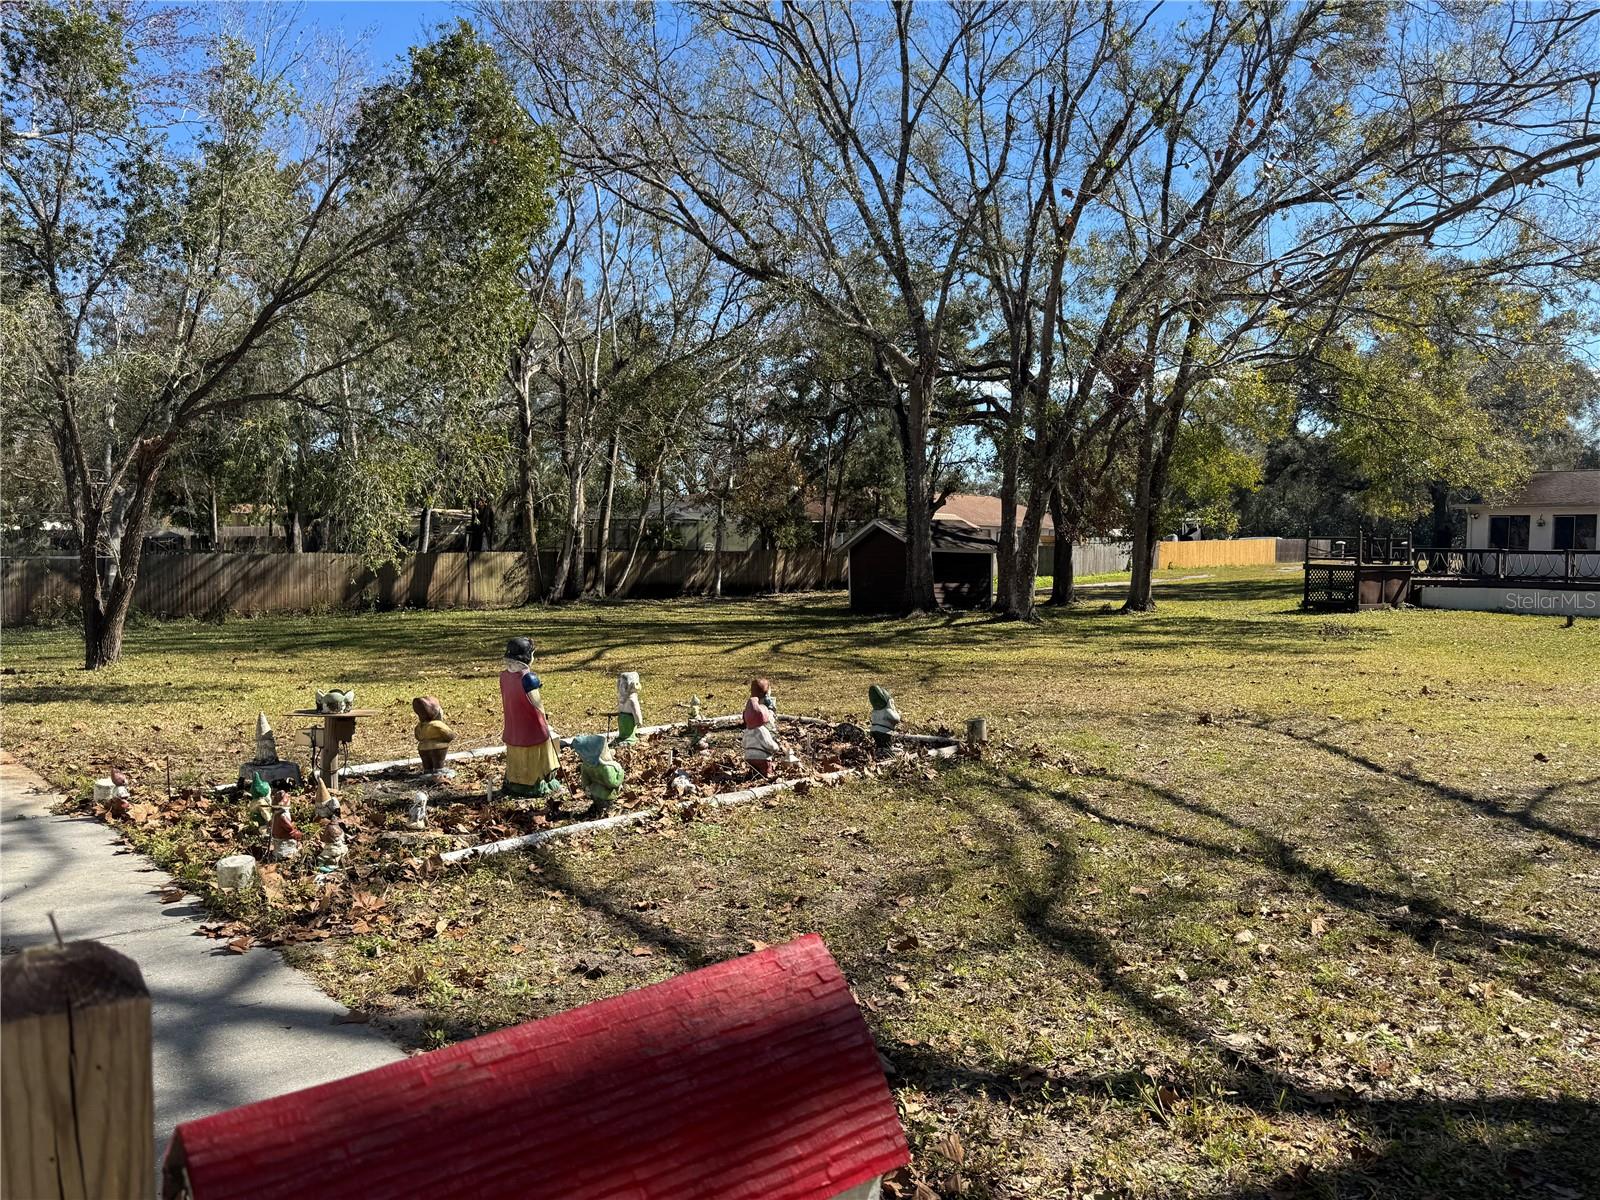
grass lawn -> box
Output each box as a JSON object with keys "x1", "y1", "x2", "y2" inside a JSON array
[{"x1": 4, "y1": 565, "x2": 1598, "y2": 1198}]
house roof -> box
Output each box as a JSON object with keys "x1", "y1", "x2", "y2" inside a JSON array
[
  {"x1": 935, "y1": 492, "x2": 1053, "y2": 531},
  {"x1": 841, "y1": 518, "x2": 999, "y2": 554},
  {"x1": 1465, "y1": 470, "x2": 1600, "y2": 510},
  {"x1": 163, "y1": 935, "x2": 907, "y2": 1200}
]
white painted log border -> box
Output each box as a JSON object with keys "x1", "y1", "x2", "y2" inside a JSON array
[{"x1": 438, "y1": 722, "x2": 960, "y2": 866}]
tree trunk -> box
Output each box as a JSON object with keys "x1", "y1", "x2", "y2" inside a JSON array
[
  {"x1": 898, "y1": 371, "x2": 937, "y2": 613},
  {"x1": 208, "y1": 490, "x2": 220, "y2": 550},
  {"x1": 1047, "y1": 486, "x2": 1073, "y2": 606},
  {"x1": 592, "y1": 432, "x2": 619, "y2": 598},
  {"x1": 1124, "y1": 394, "x2": 1183, "y2": 613},
  {"x1": 514, "y1": 378, "x2": 544, "y2": 602},
  {"x1": 615, "y1": 468, "x2": 659, "y2": 597},
  {"x1": 549, "y1": 463, "x2": 586, "y2": 602},
  {"x1": 285, "y1": 510, "x2": 303, "y2": 553},
  {"x1": 418, "y1": 507, "x2": 433, "y2": 554},
  {"x1": 80, "y1": 451, "x2": 168, "y2": 669},
  {"x1": 1009, "y1": 477, "x2": 1049, "y2": 620},
  {"x1": 1124, "y1": 417, "x2": 1158, "y2": 614},
  {"x1": 713, "y1": 494, "x2": 727, "y2": 599},
  {"x1": 993, "y1": 407, "x2": 1025, "y2": 617}
]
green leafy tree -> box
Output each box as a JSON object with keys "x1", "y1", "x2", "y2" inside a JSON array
[{"x1": 2, "y1": 6, "x2": 556, "y2": 665}]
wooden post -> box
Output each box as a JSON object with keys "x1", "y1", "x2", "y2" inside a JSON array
[
  {"x1": 966, "y1": 717, "x2": 988, "y2": 746},
  {"x1": 2, "y1": 940, "x2": 153, "y2": 1199}
]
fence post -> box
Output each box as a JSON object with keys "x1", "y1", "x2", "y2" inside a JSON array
[{"x1": 1, "y1": 940, "x2": 154, "y2": 1199}]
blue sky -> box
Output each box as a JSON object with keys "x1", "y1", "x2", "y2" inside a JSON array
[{"x1": 288, "y1": 0, "x2": 462, "y2": 69}]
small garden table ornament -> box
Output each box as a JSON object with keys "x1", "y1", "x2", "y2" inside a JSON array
[
  {"x1": 743, "y1": 677, "x2": 781, "y2": 779},
  {"x1": 412, "y1": 696, "x2": 456, "y2": 776},
  {"x1": 568, "y1": 733, "x2": 625, "y2": 810},
  {"x1": 499, "y1": 637, "x2": 565, "y2": 800},
  {"x1": 614, "y1": 672, "x2": 644, "y2": 745},
  {"x1": 868, "y1": 684, "x2": 902, "y2": 753},
  {"x1": 292, "y1": 689, "x2": 376, "y2": 787}
]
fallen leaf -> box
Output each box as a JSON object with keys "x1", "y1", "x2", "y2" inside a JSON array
[
  {"x1": 630, "y1": 945, "x2": 654, "y2": 957},
  {"x1": 886, "y1": 974, "x2": 913, "y2": 996},
  {"x1": 886, "y1": 934, "x2": 920, "y2": 954},
  {"x1": 226, "y1": 936, "x2": 252, "y2": 954},
  {"x1": 1233, "y1": 929, "x2": 1256, "y2": 945}
]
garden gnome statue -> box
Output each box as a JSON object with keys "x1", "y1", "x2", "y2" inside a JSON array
[
  {"x1": 255, "y1": 713, "x2": 278, "y2": 764},
  {"x1": 686, "y1": 695, "x2": 709, "y2": 750},
  {"x1": 868, "y1": 684, "x2": 902, "y2": 752},
  {"x1": 247, "y1": 772, "x2": 273, "y2": 826},
  {"x1": 569, "y1": 733, "x2": 625, "y2": 810},
  {"x1": 615, "y1": 672, "x2": 644, "y2": 745},
  {"x1": 499, "y1": 637, "x2": 565, "y2": 800},
  {"x1": 317, "y1": 821, "x2": 348, "y2": 866},
  {"x1": 269, "y1": 790, "x2": 303, "y2": 860},
  {"x1": 312, "y1": 775, "x2": 341, "y2": 820},
  {"x1": 412, "y1": 696, "x2": 456, "y2": 776},
  {"x1": 238, "y1": 713, "x2": 301, "y2": 789},
  {"x1": 742, "y1": 678, "x2": 780, "y2": 779},
  {"x1": 406, "y1": 791, "x2": 429, "y2": 831}
]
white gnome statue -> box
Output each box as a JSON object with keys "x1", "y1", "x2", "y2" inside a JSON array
[
  {"x1": 255, "y1": 713, "x2": 279, "y2": 764},
  {"x1": 615, "y1": 672, "x2": 644, "y2": 745},
  {"x1": 406, "y1": 791, "x2": 429, "y2": 831}
]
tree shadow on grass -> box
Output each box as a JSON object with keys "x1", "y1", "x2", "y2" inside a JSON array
[{"x1": 1250, "y1": 717, "x2": 1600, "y2": 855}]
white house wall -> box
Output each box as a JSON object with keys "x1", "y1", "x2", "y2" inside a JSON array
[
  {"x1": 1465, "y1": 506, "x2": 1600, "y2": 550},
  {"x1": 1415, "y1": 585, "x2": 1600, "y2": 616}
]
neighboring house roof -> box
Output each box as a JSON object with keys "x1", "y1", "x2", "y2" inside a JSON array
[
  {"x1": 163, "y1": 935, "x2": 908, "y2": 1200},
  {"x1": 841, "y1": 518, "x2": 999, "y2": 554},
  {"x1": 935, "y1": 492, "x2": 1054, "y2": 531},
  {"x1": 1464, "y1": 470, "x2": 1600, "y2": 510}
]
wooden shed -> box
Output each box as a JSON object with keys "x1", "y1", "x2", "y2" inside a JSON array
[{"x1": 842, "y1": 519, "x2": 997, "y2": 612}]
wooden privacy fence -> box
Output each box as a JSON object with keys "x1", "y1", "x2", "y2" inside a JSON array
[
  {"x1": 1156, "y1": 537, "x2": 1280, "y2": 569},
  {"x1": 1, "y1": 549, "x2": 847, "y2": 625}
]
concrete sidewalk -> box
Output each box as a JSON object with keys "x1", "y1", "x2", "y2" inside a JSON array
[{"x1": 0, "y1": 752, "x2": 402, "y2": 1170}]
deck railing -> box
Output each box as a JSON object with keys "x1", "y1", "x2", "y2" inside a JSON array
[
  {"x1": 1303, "y1": 533, "x2": 1413, "y2": 565},
  {"x1": 1411, "y1": 547, "x2": 1600, "y2": 585}
]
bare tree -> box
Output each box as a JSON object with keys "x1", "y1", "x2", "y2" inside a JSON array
[{"x1": 485, "y1": 0, "x2": 1017, "y2": 611}]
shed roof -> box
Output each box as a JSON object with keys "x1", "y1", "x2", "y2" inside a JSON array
[
  {"x1": 163, "y1": 935, "x2": 907, "y2": 1200},
  {"x1": 841, "y1": 518, "x2": 999, "y2": 554},
  {"x1": 1464, "y1": 470, "x2": 1600, "y2": 509}
]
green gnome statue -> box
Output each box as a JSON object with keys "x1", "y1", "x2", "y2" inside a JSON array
[
  {"x1": 569, "y1": 733, "x2": 625, "y2": 810},
  {"x1": 868, "y1": 684, "x2": 902, "y2": 752}
]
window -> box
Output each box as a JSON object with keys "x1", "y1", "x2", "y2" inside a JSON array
[
  {"x1": 1553, "y1": 514, "x2": 1598, "y2": 551},
  {"x1": 1488, "y1": 515, "x2": 1530, "y2": 550}
]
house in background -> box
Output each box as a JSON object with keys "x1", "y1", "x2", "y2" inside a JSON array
[
  {"x1": 1304, "y1": 470, "x2": 1600, "y2": 615},
  {"x1": 1462, "y1": 470, "x2": 1599, "y2": 552},
  {"x1": 932, "y1": 493, "x2": 1054, "y2": 542}
]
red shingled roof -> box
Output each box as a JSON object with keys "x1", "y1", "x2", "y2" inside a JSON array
[
  {"x1": 163, "y1": 935, "x2": 907, "y2": 1200},
  {"x1": 935, "y1": 493, "x2": 1053, "y2": 531}
]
